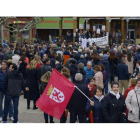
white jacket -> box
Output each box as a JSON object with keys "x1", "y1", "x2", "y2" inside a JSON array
[{"x1": 125, "y1": 89, "x2": 140, "y2": 122}]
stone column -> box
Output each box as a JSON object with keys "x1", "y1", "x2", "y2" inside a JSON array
[
  {"x1": 73, "y1": 17, "x2": 77, "y2": 43},
  {"x1": 121, "y1": 18, "x2": 125, "y2": 43},
  {"x1": 59, "y1": 17, "x2": 63, "y2": 41},
  {"x1": 126, "y1": 19, "x2": 129, "y2": 39}
]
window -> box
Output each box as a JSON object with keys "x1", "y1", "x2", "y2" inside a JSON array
[{"x1": 128, "y1": 25, "x2": 135, "y2": 29}]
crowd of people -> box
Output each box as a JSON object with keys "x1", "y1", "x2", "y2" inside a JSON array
[{"x1": 1, "y1": 39, "x2": 140, "y2": 123}]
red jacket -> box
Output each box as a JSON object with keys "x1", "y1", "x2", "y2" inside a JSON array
[
  {"x1": 124, "y1": 86, "x2": 135, "y2": 100},
  {"x1": 124, "y1": 86, "x2": 135, "y2": 116}
]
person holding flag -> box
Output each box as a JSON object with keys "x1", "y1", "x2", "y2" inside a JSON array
[
  {"x1": 85, "y1": 86, "x2": 104, "y2": 123},
  {"x1": 67, "y1": 73, "x2": 90, "y2": 123},
  {"x1": 39, "y1": 71, "x2": 54, "y2": 123}
]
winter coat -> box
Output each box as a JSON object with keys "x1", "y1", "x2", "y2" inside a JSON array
[
  {"x1": 0, "y1": 68, "x2": 9, "y2": 92},
  {"x1": 37, "y1": 64, "x2": 52, "y2": 81},
  {"x1": 24, "y1": 69, "x2": 40, "y2": 101},
  {"x1": 98, "y1": 60, "x2": 109, "y2": 80},
  {"x1": 68, "y1": 64, "x2": 78, "y2": 80},
  {"x1": 4, "y1": 70, "x2": 25, "y2": 96},
  {"x1": 84, "y1": 66, "x2": 94, "y2": 79},
  {"x1": 68, "y1": 81, "x2": 90, "y2": 113},
  {"x1": 108, "y1": 57, "x2": 118, "y2": 76},
  {"x1": 94, "y1": 71, "x2": 104, "y2": 89},
  {"x1": 125, "y1": 89, "x2": 140, "y2": 122},
  {"x1": 85, "y1": 96, "x2": 104, "y2": 123},
  {"x1": 125, "y1": 57, "x2": 134, "y2": 74},
  {"x1": 18, "y1": 62, "x2": 27, "y2": 79},
  {"x1": 124, "y1": 86, "x2": 135, "y2": 116},
  {"x1": 116, "y1": 62, "x2": 129, "y2": 80},
  {"x1": 102, "y1": 93, "x2": 126, "y2": 123}
]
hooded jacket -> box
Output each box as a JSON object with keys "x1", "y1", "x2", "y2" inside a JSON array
[{"x1": 4, "y1": 70, "x2": 25, "y2": 96}]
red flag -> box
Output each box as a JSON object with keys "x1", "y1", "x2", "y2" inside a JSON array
[{"x1": 36, "y1": 69, "x2": 75, "y2": 119}]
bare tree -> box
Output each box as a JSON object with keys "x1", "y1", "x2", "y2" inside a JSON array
[{"x1": 0, "y1": 17, "x2": 44, "y2": 43}]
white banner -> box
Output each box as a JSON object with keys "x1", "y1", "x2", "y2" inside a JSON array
[{"x1": 79, "y1": 36, "x2": 108, "y2": 47}]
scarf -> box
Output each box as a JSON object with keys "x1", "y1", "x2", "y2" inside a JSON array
[
  {"x1": 88, "y1": 85, "x2": 93, "y2": 91},
  {"x1": 94, "y1": 95, "x2": 104, "y2": 102},
  {"x1": 110, "y1": 91, "x2": 120, "y2": 100},
  {"x1": 135, "y1": 86, "x2": 140, "y2": 94}
]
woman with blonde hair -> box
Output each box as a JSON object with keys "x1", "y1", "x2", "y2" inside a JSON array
[
  {"x1": 39, "y1": 71, "x2": 54, "y2": 123},
  {"x1": 34, "y1": 55, "x2": 42, "y2": 69},
  {"x1": 24, "y1": 60, "x2": 39, "y2": 110}
]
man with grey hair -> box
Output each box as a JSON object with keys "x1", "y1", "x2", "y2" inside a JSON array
[
  {"x1": 68, "y1": 73, "x2": 90, "y2": 123},
  {"x1": 77, "y1": 63, "x2": 86, "y2": 84},
  {"x1": 116, "y1": 57, "x2": 129, "y2": 94},
  {"x1": 84, "y1": 62, "x2": 94, "y2": 84}
]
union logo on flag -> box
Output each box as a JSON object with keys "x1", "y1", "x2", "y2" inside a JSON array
[{"x1": 47, "y1": 84, "x2": 65, "y2": 103}]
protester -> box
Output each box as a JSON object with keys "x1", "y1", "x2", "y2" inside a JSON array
[
  {"x1": 93, "y1": 65, "x2": 104, "y2": 89},
  {"x1": 68, "y1": 73, "x2": 90, "y2": 123},
  {"x1": 116, "y1": 57, "x2": 129, "y2": 94},
  {"x1": 86, "y1": 77, "x2": 96, "y2": 98},
  {"x1": 3, "y1": 63, "x2": 25, "y2": 123},
  {"x1": 37, "y1": 58, "x2": 52, "y2": 81},
  {"x1": 0, "y1": 60, "x2": 14, "y2": 122},
  {"x1": 24, "y1": 60, "x2": 40, "y2": 110},
  {"x1": 84, "y1": 62, "x2": 94, "y2": 84},
  {"x1": 125, "y1": 79, "x2": 140, "y2": 123},
  {"x1": 108, "y1": 51, "x2": 118, "y2": 83},
  {"x1": 85, "y1": 86, "x2": 104, "y2": 123},
  {"x1": 102, "y1": 82, "x2": 126, "y2": 123},
  {"x1": 39, "y1": 71, "x2": 54, "y2": 123},
  {"x1": 77, "y1": 63, "x2": 86, "y2": 84}
]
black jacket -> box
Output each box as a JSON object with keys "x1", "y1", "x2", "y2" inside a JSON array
[
  {"x1": 68, "y1": 64, "x2": 78, "y2": 80},
  {"x1": 18, "y1": 62, "x2": 27, "y2": 79},
  {"x1": 102, "y1": 93, "x2": 126, "y2": 123},
  {"x1": 85, "y1": 96, "x2": 104, "y2": 123},
  {"x1": 37, "y1": 64, "x2": 52, "y2": 81},
  {"x1": 24, "y1": 69, "x2": 39, "y2": 100},
  {"x1": 68, "y1": 81, "x2": 90, "y2": 113},
  {"x1": 4, "y1": 70, "x2": 25, "y2": 96}
]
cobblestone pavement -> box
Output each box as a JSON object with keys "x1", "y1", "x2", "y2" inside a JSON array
[{"x1": 5, "y1": 83, "x2": 112, "y2": 123}]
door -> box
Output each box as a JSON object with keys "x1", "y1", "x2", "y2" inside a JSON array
[{"x1": 128, "y1": 30, "x2": 135, "y2": 40}]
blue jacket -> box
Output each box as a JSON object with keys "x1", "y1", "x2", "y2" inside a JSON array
[
  {"x1": 134, "y1": 52, "x2": 140, "y2": 69},
  {"x1": 98, "y1": 60, "x2": 109, "y2": 80},
  {"x1": 85, "y1": 96, "x2": 104, "y2": 123},
  {"x1": 38, "y1": 49, "x2": 45, "y2": 60},
  {"x1": 84, "y1": 67, "x2": 94, "y2": 79},
  {"x1": 63, "y1": 51, "x2": 70, "y2": 56},
  {"x1": 116, "y1": 62, "x2": 129, "y2": 80},
  {"x1": 0, "y1": 68, "x2": 9, "y2": 92}
]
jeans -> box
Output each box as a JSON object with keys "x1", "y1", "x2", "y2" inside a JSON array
[
  {"x1": 0, "y1": 91, "x2": 13, "y2": 118},
  {"x1": 3, "y1": 93, "x2": 19, "y2": 123},
  {"x1": 44, "y1": 113, "x2": 53, "y2": 121},
  {"x1": 70, "y1": 113, "x2": 86, "y2": 123}
]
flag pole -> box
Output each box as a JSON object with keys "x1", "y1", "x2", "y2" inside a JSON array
[{"x1": 75, "y1": 86, "x2": 92, "y2": 102}]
